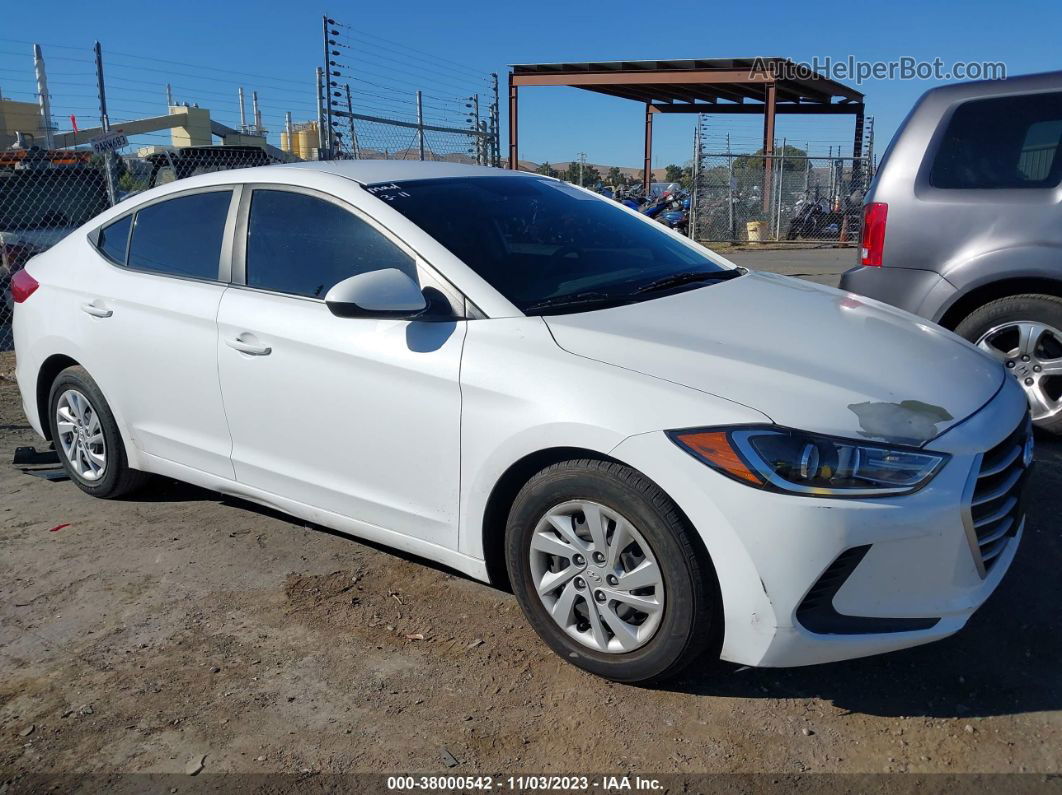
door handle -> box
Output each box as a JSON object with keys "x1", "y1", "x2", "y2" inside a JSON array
[
  {"x1": 80, "y1": 303, "x2": 113, "y2": 318},
  {"x1": 226, "y1": 336, "x2": 272, "y2": 356}
]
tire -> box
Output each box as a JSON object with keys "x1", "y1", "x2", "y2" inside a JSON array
[
  {"x1": 955, "y1": 294, "x2": 1062, "y2": 434},
  {"x1": 48, "y1": 365, "x2": 151, "y2": 498},
  {"x1": 505, "y1": 458, "x2": 720, "y2": 683}
]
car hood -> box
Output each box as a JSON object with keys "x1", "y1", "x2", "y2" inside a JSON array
[{"x1": 544, "y1": 271, "x2": 1005, "y2": 446}]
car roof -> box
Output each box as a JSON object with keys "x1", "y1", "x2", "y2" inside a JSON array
[{"x1": 277, "y1": 159, "x2": 533, "y2": 184}]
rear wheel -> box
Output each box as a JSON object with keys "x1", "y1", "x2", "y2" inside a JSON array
[
  {"x1": 505, "y1": 458, "x2": 719, "y2": 683},
  {"x1": 956, "y1": 294, "x2": 1062, "y2": 434},
  {"x1": 48, "y1": 366, "x2": 150, "y2": 498}
]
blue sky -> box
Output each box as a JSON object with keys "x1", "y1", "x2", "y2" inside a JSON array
[{"x1": 2, "y1": 0, "x2": 1059, "y2": 168}]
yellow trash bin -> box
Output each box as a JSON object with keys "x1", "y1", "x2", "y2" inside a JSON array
[{"x1": 746, "y1": 220, "x2": 767, "y2": 243}]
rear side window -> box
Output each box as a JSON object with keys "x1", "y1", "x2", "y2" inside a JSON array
[
  {"x1": 97, "y1": 214, "x2": 132, "y2": 263},
  {"x1": 930, "y1": 92, "x2": 1062, "y2": 189},
  {"x1": 127, "y1": 190, "x2": 231, "y2": 279},
  {"x1": 245, "y1": 189, "x2": 415, "y2": 298}
]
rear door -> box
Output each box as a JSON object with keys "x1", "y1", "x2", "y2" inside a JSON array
[
  {"x1": 215, "y1": 185, "x2": 465, "y2": 546},
  {"x1": 82, "y1": 186, "x2": 238, "y2": 478}
]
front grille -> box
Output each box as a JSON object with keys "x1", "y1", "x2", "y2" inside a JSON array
[{"x1": 967, "y1": 415, "x2": 1032, "y2": 573}]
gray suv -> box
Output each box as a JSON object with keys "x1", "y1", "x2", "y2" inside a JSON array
[{"x1": 841, "y1": 71, "x2": 1062, "y2": 432}]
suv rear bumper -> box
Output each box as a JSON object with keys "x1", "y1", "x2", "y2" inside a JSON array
[{"x1": 840, "y1": 265, "x2": 957, "y2": 323}]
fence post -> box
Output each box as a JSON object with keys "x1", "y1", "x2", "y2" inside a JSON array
[
  {"x1": 774, "y1": 137, "x2": 786, "y2": 240},
  {"x1": 345, "y1": 84, "x2": 359, "y2": 159},
  {"x1": 416, "y1": 91, "x2": 426, "y2": 161},
  {"x1": 689, "y1": 118, "x2": 701, "y2": 239},
  {"x1": 726, "y1": 134, "x2": 734, "y2": 241},
  {"x1": 490, "y1": 73, "x2": 501, "y2": 166},
  {"x1": 93, "y1": 41, "x2": 118, "y2": 206}
]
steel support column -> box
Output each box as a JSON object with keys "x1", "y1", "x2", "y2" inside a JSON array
[
  {"x1": 762, "y1": 82, "x2": 776, "y2": 212},
  {"x1": 643, "y1": 103, "x2": 654, "y2": 195},
  {"x1": 508, "y1": 73, "x2": 518, "y2": 170}
]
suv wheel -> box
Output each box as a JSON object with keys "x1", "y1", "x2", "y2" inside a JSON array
[
  {"x1": 505, "y1": 458, "x2": 720, "y2": 683},
  {"x1": 956, "y1": 294, "x2": 1062, "y2": 433},
  {"x1": 48, "y1": 366, "x2": 151, "y2": 498}
]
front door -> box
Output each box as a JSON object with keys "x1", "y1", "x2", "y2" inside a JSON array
[{"x1": 216, "y1": 186, "x2": 465, "y2": 546}]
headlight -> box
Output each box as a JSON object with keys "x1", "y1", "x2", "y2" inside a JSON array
[{"x1": 667, "y1": 426, "x2": 948, "y2": 497}]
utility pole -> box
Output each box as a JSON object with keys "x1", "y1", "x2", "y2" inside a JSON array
[
  {"x1": 416, "y1": 91, "x2": 426, "y2": 161},
  {"x1": 345, "y1": 84, "x2": 359, "y2": 159},
  {"x1": 166, "y1": 83, "x2": 174, "y2": 107},
  {"x1": 576, "y1": 152, "x2": 587, "y2": 186},
  {"x1": 285, "y1": 111, "x2": 294, "y2": 157},
  {"x1": 33, "y1": 44, "x2": 54, "y2": 149},
  {"x1": 93, "y1": 41, "x2": 117, "y2": 206}
]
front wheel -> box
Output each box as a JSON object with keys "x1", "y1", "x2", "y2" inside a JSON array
[
  {"x1": 505, "y1": 459, "x2": 720, "y2": 683},
  {"x1": 955, "y1": 294, "x2": 1062, "y2": 433}
]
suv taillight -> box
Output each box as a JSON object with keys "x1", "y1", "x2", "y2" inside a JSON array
[
  {"x1": 860, "y1": 202, "x2": 888, "y2": 267},
  {"x1": 11, "y1": 269, "x2": 39, "y2": 303}
]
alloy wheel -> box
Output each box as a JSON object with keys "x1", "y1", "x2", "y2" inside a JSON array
[
  {"x1": 529, "y1": 500, "x2": 665, "y2": 654},
  {"x1": 976, "y1": 320, "x2": 1062, "y2": 423},
  {"x1": 55, "y1": 389, "x2": 107, "y2": 482}
]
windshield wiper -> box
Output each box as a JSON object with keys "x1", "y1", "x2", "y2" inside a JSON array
[
  {"x1": 523, "y1": 291, "x2": 626, "y2": 314},
  {"x1": 633, "y1": 268, "x2": 744, "y2": 295}
]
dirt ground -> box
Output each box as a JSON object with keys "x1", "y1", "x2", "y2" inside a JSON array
[{"x1": 2, "y1": 271, "x2": 1061, "y2": 784}]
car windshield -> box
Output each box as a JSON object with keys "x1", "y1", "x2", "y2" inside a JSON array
[{"x1": 367, "y1": 176, "x2": 736, "y2": 314}]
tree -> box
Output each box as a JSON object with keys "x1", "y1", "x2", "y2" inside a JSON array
[
  {"x1": 535, "y1": 162, "x2": 557, "y2": 178},
  {"x1": 561, "y1": 162, "x2": 601, "y2": 187},
  {"x1": 606, "y1": 166, "x2": 625, "y2": 187},
  {"x1": 664, "y1": 164, "x2": 684, "y2": 183},
  {"x1": 732, "y1": 144, "x2": 808, "y2": 174}
]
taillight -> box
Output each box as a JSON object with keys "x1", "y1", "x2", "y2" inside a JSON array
[
  {"x1": 11, "y1": 269, "x2": 39, "y2": 303},
  {"x1": 860, "y1": 202, "x2": 888, "y2": 267}
]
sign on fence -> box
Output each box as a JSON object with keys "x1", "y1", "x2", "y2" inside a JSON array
[{"x1": 90, "y1": 130, "x2": 128, "y2": 154}]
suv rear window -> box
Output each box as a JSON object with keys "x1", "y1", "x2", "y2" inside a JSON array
[{"x1": 930, "y1": 91, "x2": 1062, "y2": 189}]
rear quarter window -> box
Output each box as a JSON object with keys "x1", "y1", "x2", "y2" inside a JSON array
[
  {"x1": 97, "y1": 214, "x2": 132, "y2": 264},
  {"x1": 930, "y1": 91, "x2": 1062, "y2": 189}
]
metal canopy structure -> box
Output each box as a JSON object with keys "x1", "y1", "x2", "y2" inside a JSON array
[{"x1": 508, "y1": 57, "x2": 865, "y2": 197}]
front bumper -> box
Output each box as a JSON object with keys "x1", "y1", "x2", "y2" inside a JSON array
[{"x1": 611, "y1": 376, "x2": 1030, "y2": 667}]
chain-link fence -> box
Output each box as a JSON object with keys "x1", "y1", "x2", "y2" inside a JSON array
[
  {"x1": 338, "y1": 113, "x2": 495, "y2": 164},
  {"x1": 691, "y1": 153, "x2": 871, "y2": 245}
]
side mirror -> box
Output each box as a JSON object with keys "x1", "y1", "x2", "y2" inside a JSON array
[{"x1": 324, "y1": 268, "x2": 427, "y2": 319}]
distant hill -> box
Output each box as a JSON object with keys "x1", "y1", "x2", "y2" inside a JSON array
[{"x1": 517, "y1": 160, "x2": 670, "y2": 181}]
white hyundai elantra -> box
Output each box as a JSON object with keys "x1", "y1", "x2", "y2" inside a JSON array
[{"x1": 11, "y1": 161, "x2": 1032, "y2": 682}]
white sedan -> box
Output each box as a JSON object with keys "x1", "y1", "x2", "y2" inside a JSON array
[{"x1": 11, "y1": 161, "x2": 1032, "y2": 682}]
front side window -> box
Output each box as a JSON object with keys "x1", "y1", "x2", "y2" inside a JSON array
[
  {"x1": 930, "y1": 91, "x2": 1062, "y2": 189},
  {"x1": 370, "y1": 176, "x2": 734, "y2": 314},
  {"x1": 127, "y1": 190, "x2": 231, "y2": 279},
  {"x1": 245, "y1": 189, "x2": 416, "y2": 299}
]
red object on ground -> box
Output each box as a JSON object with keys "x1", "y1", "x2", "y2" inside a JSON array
[{"x1": 49, "y1": 524, "x2": 70, "y2": 533}]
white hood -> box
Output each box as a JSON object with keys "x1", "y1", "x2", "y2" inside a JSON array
[{"x1": 544, "y1": 271, "x2": 1005, "y2": 445}]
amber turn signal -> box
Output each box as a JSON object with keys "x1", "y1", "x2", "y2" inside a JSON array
[{"x1": 669, "y1": 430, "x2": 764, "y2": 486}]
